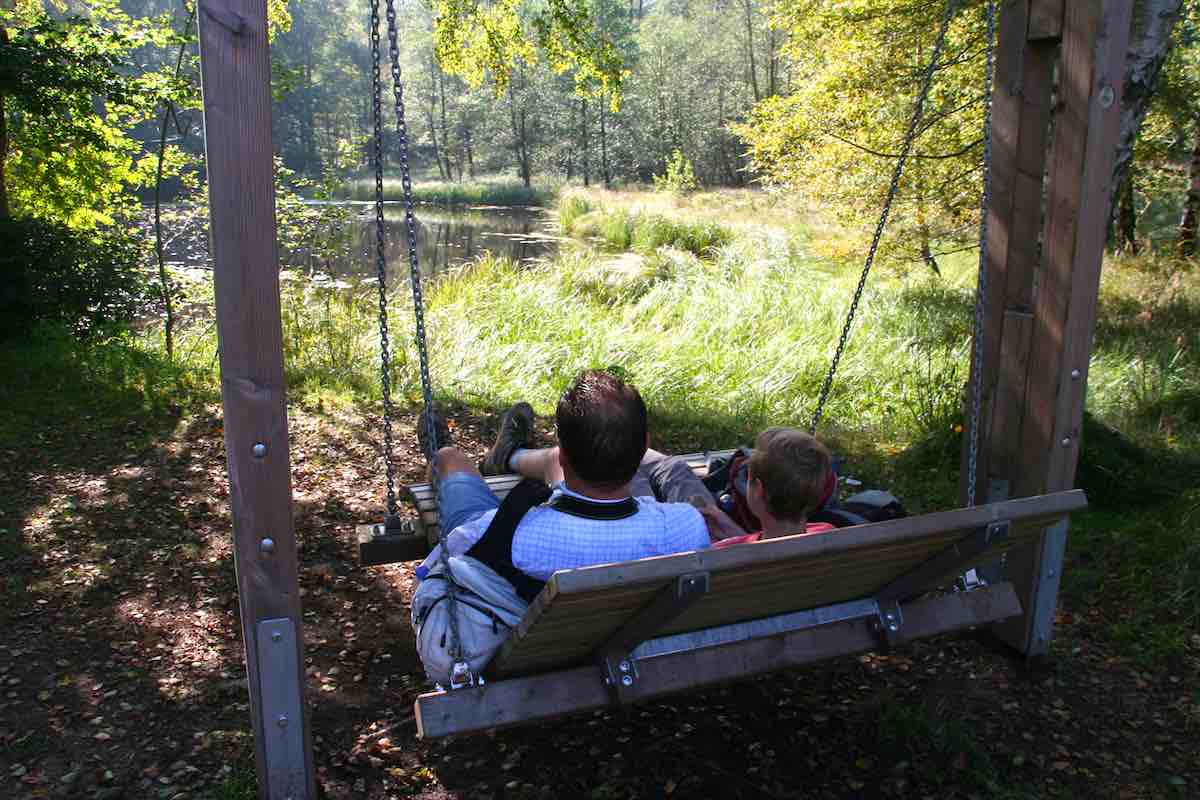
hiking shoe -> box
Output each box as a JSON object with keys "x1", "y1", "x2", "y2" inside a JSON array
[
  {"x1": 416, "y1": 406, "x2": 451, "y2": 456},
  {"x1": 479, "y1": 402, "x2": 534, "y2": 475}
]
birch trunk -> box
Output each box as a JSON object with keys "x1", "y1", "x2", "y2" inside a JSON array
[
  {"x1": 1181, "y1": 121, "x2": 1200, "y2": 257},
  {"x1": 1111, "y1": 0, "x2": 1185, "y2": 219}
]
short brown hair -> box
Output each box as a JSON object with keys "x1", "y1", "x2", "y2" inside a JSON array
[
  {"x1": 556, "y1": 369, "x2": 648, "y2": 489},
  {"x1": 748, "y1": 427, "x2": 831, "y2": 521}
]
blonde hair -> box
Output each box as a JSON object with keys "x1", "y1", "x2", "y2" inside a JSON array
[{"x1": 748, "y1": 427, "x2": 831, "y2": 521}]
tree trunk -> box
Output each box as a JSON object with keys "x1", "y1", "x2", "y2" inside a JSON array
[
  {"x1": 1181, "y1": 120, "x2": 1200, "y2": 257},
  {"x1": 599, "y1": 94, "x2": 611, "y2": 189},
  {"x1": 437, "y1": 67, "x2": 454, "y2": 180},
  {"x1": 1111, "y1": 0, "x2": 1185, "y2": 220},
  {"x1": 464, "y1": 126, "x2": 476, "y2": 179},
  {"x1": 427, "y1": 62, "x2": 446, "y2": 180},
  {"x1": 743, "y1": 0, "x2": 760, "y2": 102},
  {"x1": 1116, "y1": 169, "x2": 1139, "y2": 254},
  {"x1": 581, "y1": 98, "x2": 590, "y2": 187},
  {"x1": 508, "y1": 84, "x2": 531, "y2": 188},
  {"x1": 0, "y1": 23, "x2": 11, "y2": 221}
]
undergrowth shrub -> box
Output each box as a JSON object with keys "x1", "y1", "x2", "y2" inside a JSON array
[{"x1": 0, "y1": 217, "x2": 147, "y2": 339}]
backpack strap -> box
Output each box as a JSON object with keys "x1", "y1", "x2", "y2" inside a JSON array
[{"x1": 466, "y1": 479, "x2": 553, "y2": 603}]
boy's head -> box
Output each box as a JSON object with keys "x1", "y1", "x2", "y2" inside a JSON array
[
  {"x1": 748, "y1": 427, "x2": 832, "y2": 522},
  {"x1": 556, "y1": 369, "x2": 648, "y2": 490}
]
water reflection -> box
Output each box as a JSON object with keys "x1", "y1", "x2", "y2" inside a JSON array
[{"x1": 348, "y1": 203, "x2": 557, "y2": 278}]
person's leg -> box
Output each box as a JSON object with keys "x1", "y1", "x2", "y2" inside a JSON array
[
  {"x1": 509, "y1": 446, "x2": 564, "y2": 486},
  {"x1": 431, "y1": 446, "x2": 501, "y2": 535},
  {"x1": 643, "y1": 454, "x2": 717, "y2": 506}
]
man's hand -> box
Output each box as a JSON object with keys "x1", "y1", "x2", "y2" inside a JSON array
[{"x1": 697, "y1": 504, "x2": 748, "y2": 541}]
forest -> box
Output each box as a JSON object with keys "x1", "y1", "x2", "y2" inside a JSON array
[{"x1": 2, "y1": 1, "x2": 1200, "y2": 799}]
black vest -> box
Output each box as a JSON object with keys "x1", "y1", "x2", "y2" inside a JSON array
[{"x1": 466, "y1": 479, "x2": 639, "y2": 603}]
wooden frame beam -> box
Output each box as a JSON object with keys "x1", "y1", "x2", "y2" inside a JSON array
[
  {"x1": 960, "y1": 0, "x2": 1134, "y2": 656},
  {"x1": 414, "y1": 583, "x2": 1022, "y2": 738},
  {"x1": 196, "y1": 1, "x2": 315, "y2": 797}
]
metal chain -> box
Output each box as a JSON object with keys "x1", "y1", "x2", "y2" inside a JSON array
[
  {"x1": 809, "y1": 0, "x2": 960, "y2": 435},
  {"x1": 965, "y1": 0, "x2": 998, "y2": 507},
  {"x1": 368, "y1": 0, "x2": 399, "y2": 523},
  {"x1": 381, "y1": 0, "x2": 470, "y2": 686}
]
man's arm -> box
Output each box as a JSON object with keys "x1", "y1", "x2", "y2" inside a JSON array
[{"x1": 509, "y1": 446, "x2": 564, "y2": 485}]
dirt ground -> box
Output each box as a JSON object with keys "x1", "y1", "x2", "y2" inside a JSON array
[{"x1": 1, "y1": 403, "x2": 1196, "y2": 799}]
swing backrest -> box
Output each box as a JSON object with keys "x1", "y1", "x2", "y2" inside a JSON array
[{"x1": 489, "y1": 490, "x2": 1085, "y2": 677}]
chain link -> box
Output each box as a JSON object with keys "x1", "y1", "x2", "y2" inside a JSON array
[
  {"x1": 368, "y1": 0, "x2": 399, "y2": 521},
  {"x1": 379, "y1": 0, "x2": 468, "y2": 680},
  {"x1": 965, "y1": 0, "x2": 998, "y2": 507},
  {"x1": 809, "y1": 0, "x2": 960, "y2": 435}
]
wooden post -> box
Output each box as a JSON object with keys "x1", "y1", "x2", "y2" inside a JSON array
[
  {"x1": 961, "y1": 0, "x2": 1134, "y2": 656},
  {"x1": 196, "y1": 2, "x2": 315, "y2": 797}
]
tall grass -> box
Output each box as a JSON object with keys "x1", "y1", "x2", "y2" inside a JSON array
[
  {"x1": 563, "y1": 204, "x2": 733, "y2": 259},
  {"x1": 338, "y1": 177, "x2": 551, "y2": 207}
]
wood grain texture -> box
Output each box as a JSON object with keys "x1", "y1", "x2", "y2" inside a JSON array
[
  {"x1": 414, "y1": 583, "x2": 1022, "y2": 738},
  {"x1": 196, "y1": 1, "x2": 314, "y2": 796},
  {"x1": 1028, "y1": 0, "x2": 1065, "y2": 40},
  {"x1": 995, "y1": 0, "x2": 1134, "y2": 654},
  {"x1": 960, "y1": 0, "x2": 1031, "y2": 506}
]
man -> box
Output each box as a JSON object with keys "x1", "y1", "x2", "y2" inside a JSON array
[{"x1": 415, "y1": 369, "x2": 711, "y2": 594}]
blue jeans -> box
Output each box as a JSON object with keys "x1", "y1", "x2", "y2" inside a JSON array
[{"x1": 438, "y1": 471, "x2": 502, "y2": 535}]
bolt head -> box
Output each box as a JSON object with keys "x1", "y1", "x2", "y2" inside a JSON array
[
  {"x1": 618, "y1": 660, "x2": 630, "y2": 673},
  {"x1": 1062, "y1": 437, "x2": 1071, "y2": 447},
  {"x1": 1099, "y1": 85, "x2": 1115, "y2": 108},
  {"x1": 252, "y1": 442, "x2": 268, "y2": 459},
  {"x1": 888, "y1": 623, "x2": 899, "y2": 633},
  {"x1": 259, "y1": 537, "x2": 275, "y2": 554},
  {"x1": 621, "y1": 675, "x2": 634, "y2": 687},
  {"x1": 271, "y1": 631, "x2": 282, "y2": 642},
  {"x1": 1070, "y1": 368, "x2": 1081, "y2": 380},
  {"x1": 277, "y1": 714, "x2": 288, "y2": 727}
]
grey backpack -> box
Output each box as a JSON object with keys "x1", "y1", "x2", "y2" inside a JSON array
[{"x1": 410, "y1": 554, "x2": 530, "y2": 687}]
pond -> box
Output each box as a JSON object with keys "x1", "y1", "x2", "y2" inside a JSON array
[
  {"x1": 160, "y1": 201, "x2": 560, "y2": 280},
  {"x1": 318, "y1": 202, "x2": 558, "y2": 279}
]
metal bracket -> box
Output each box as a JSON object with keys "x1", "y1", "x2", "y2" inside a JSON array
[
  {"x1": 876, "y1": 520, "x2": 1011, "y2": 606},
  {"x1": 255, "y1": 618, "x2": 308, "y2": 799},
  {"x1": 874, "y1": 600, "x2": 905, "y2": 646},
  {"x1": 595, "y1": 572, "x2": 709, "y2": 704}
]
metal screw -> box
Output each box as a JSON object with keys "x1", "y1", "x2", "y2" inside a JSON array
[
  {"x1": 1099, "y1": 85, "x2": 1115, "y2": 108},
  {"x1": 1048, "y1": 569, "x2": 1056, "y2": 578},
  {"x1": 1070, "y1": 368, "x2": 1081, "y2": 380},
  {"x1": 620, "y1": 675, "x2": 633, "y2": 687},
  {"x1": 1062, "y1": 437, "x2": 1072, "y2": 447},
  {"x1": 277, "y1": 714, "x2": 288, "y2": 727},
  {"x1": 252, "y1": 442, "x2": 268, "y2": 459},
  {"x1": 259, "y1": 537, "x2": 275, "y2": 555},
  {"x1": 271, "y1": 631, "x2": 282, "y2": 643},
  {"x1": 884, "y1": 612, "x2": 896, "y2": 622},
  {"x1": 618, "y1": 660, "x2": 630, "y2": 673},
  {"x1": 888, "y1": 623, "x2": 899, "y2": 633}
]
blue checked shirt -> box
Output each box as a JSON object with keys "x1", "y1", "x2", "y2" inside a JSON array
[{"x1": 421, "y1": 482, "x2": 710, "y2": 581}]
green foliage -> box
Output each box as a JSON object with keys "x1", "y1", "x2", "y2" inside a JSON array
[
  {"x1": 735, "y1": 1, "x2": 990, "y2": 265},
  {"x1": 653, "y1": 148, "x2": 698, "y2": 194},
  {"x1": 1, "y1": 3, "x2": 190, "y2": 229},
  {"x1": 0, "y1": 217, "x2": 147, "y2": 338},
  {"x1": 432, "y1": 0, "x2": 629, "y2": 101}
]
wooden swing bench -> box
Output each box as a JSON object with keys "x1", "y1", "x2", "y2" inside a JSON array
[{"x1": 356, "y1": 454, "x2": 1086, "y2": 740}]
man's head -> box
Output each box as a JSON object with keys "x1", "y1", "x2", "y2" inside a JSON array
[
  {"x1": 556, "y1": 369, "x2": 648, "y2": 491},
  {"x1": 747, "y1": 427, "x2": 832, "y2": 523}
]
